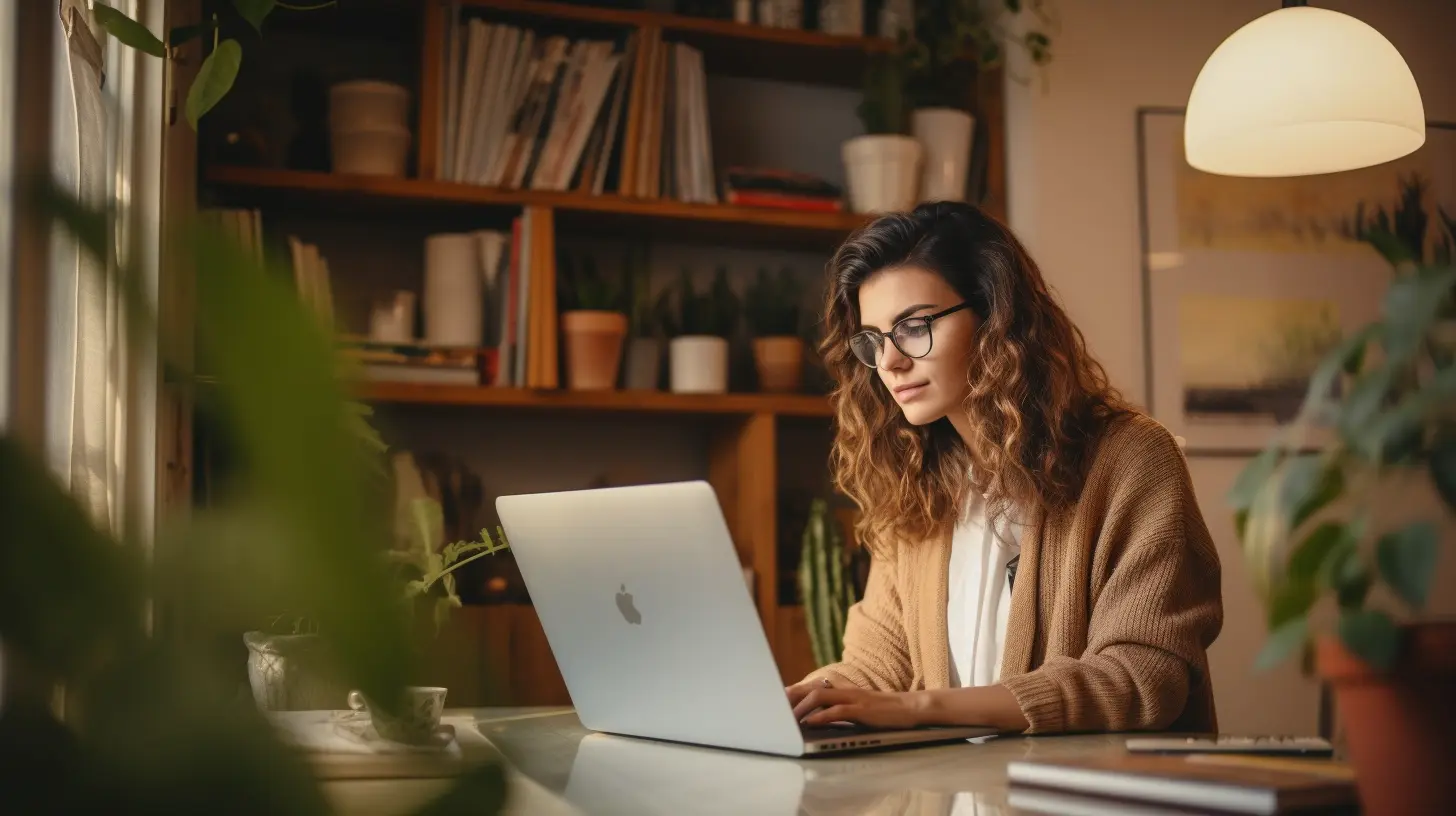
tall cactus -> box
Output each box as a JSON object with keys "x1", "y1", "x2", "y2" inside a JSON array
[{"x1": 798, "y1": 498, "x2": 856, "y2": 667}]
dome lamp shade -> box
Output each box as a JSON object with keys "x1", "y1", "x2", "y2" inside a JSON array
[{"x1": 1184, "y1": 2, "x2": 1425, "y2": 178}]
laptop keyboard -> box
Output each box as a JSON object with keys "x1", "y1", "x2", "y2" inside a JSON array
[{"x1": 800, "y1": 723, "x2": 879, "y2": 740}]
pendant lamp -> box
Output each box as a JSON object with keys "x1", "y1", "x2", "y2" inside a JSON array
[{"x1": 1185, "y1": 0, "x2": 1425, "y2": 177}]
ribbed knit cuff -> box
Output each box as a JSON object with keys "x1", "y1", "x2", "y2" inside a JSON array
[
  {"x1": 800, "y1": 666, "x2": 862, "y2": 690},
  {"x1": 1002, "y1": 670, "x2": 1065, "y2": 734}
]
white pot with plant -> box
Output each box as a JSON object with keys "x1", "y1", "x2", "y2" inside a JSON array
[
  {"x1": 843, "y1": 54, "x2": 921, "y2": 214},
  {"x1": 746, "y1": 266, "x2": 806, "y2": 393},
  {"x1": 901, "y1": 0, "x2": 1053, "y2": 202},
  {"x1": 1231, "y1": 192, "x2": 1456, "y2": 815},
  {"x1": 663, "y1": 267, "x2": 740, "y2": 394}
]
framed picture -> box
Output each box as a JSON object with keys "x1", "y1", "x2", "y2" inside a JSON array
[{"x1": 1137, "y1": 108, "x2": 1456, "y2": 455}]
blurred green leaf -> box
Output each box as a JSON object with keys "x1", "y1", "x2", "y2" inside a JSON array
[
  {"x1": 1358, "y1": 365, "x2": 1456, "y2": 460},
  {"x1": 233, "y1": 0, "x2": 278, "y2": 32},
  {"x1": 1430, "y1": 436, "x2": 1456, "y2": 512},
  {"x1": 94, "y1": 3, "x2": 167, "y2": 57},
  {"x1": 1337, "y1": 609, "x2": 1400, "y2": 671},
  {"x1": 1382, "y1": 266, "x2": 1456, "y2": 362},
  {"x1": 1229, "y1": 446, "x2": 1280, "y2": 538},
  {"x1": 412, "y1": 762, "x2": 509, "y2": 816},
  {"x1": 1301, "y1": 324, "x2": 1378, "y2": 420},
  {"x1": 1254, "y1": 616, "x2": 1307, "y2": 672},
  {"x1": 0, "y1": 437, "x2": 144, "y2": 679},
  {"x1": 1321, "y1": 540, "x2": 1372, "y2": 610},
  {"x1": 1279, "y1": 455, "x2": 1342, "y2": 532},
  {"x1": 187, "y1": 39, "x2": 242, "y2": 128},
  {"x1": 1375, "y1": 521, "x2": 1439, "y2": 610}
]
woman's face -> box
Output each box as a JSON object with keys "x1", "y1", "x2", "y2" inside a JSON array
[{"x1": 855, "y1": 265, "x2": 979, "y2": 426}]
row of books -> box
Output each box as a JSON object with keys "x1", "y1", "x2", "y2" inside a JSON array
[{"x1": 433, "y1": 7, "x2": 717, "y2": 204}]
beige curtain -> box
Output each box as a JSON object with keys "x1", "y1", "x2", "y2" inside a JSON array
[{"x1": 54, "y1": 0, "x2": 124, "y2": 535}]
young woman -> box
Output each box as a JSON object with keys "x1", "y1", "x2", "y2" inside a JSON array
[{"x1": 786, "y1": 201, "x2": 1223, "y2": 735}]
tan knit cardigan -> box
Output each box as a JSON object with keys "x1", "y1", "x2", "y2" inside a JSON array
[{"x1": 805, "y1": 413, "x2": 1223, "y2": 734}]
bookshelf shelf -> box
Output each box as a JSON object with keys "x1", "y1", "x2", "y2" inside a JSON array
[
  {"x1": 205, "y1": 166, "x2": 870, "y2": 249},
  {"x1": 360, "y1": 382, "x2": 835, "y2": 418},
  {"x1": 458, "y1": 0, "x2": 893, "y2": 87}
]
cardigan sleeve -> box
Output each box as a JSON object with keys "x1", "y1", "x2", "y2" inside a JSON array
[
  {"x1": 800, "y1": 551, "x2": 914, "y2": 692},
  {"x1": 1000, "y1": 420, "x2": 1224, "y2": 733}
]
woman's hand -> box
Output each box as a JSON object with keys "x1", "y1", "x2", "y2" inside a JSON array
[{"x1": 785, "y1": 679, "x2": 926, "y2": 729}]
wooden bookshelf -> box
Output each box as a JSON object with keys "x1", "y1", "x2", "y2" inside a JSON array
[
  {"x1": 361, "y1": 382, "x2": 835, "y2": 418},
  {"x1": 454, "y1": 0, "x2": 892, "y2": 87},
  {"x1": 205, "y1": 166, "x2": 870, "y2": 250}
]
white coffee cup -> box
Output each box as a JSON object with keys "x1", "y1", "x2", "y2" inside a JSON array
[{"x1": 347, "y1": 685, "x2": 447, "y2": 744}]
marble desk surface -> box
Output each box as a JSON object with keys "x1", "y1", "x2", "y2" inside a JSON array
[{"x1": 317, "y1": 707, "x2": 1145, "y2": 816}]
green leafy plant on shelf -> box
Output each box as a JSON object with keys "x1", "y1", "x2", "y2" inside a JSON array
[
  {"x1": 0, "y1": 180, "x2": 506, "y2": 813},
  {"x1": 658, "y1": 266, "x2": 740, "y2": 338},
  {"x1": 745, "y1": 267, "x2": 803, "y2": 338},
  {"x1": 859, "y1": 0, "x2": 1054, "y2": 132},
  {"x1": 1231, "y1": 176, "x2": 1456, "y2": 675},
  {"x1": 558, "y1": 253, "x2": 626, "y2": 313},
  {"x1": 625, "y1": 244, "x2": 659, "y2": 338},
  {"x1": 798, "y1": 499, "x2": 857, "y2": 668},
  {"x1": 93, "y1": 0, "x2": 336, "y2": 127}
]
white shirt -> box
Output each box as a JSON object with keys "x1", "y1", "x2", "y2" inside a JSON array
[{"x1": 946, "y1": 492, "x2": 1021, "y2": 689}]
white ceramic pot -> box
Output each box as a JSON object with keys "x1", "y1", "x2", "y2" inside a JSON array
[
  {"x1": 841, "y1": 134, "x2": 922, "y2": 214},
  {"x1": 669, "y1": 336, "x2": 730, "y2": 394},
  {"x1": 423, "y1": 233, "x2": 482, "y2": 347},
  {"x1": 329, "y1": 80, "x2": 409, "y2": 131},
  {"x1": 912, "y1": 107, "x2": 975, "y2": 203},
  {"x1": 331, "y1": 125, "x2": 411, "y2": 176}
]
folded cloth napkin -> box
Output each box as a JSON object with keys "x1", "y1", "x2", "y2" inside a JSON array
[{"x1": 268, "y1": 710, "x2": 465, "y2": 758}]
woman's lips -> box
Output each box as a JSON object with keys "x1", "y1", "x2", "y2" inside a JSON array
[{"x1": 893, "y1": 383, "x2": 929, "y2": 402}]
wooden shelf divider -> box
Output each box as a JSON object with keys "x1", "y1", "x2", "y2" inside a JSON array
[{"x1": 359, "y1": 382, "x2": 834, "y2": 418}]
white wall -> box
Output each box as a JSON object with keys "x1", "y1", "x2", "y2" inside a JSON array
[{"x1": 1004, "y1": 0, "x2": 1456, "y2": 736}]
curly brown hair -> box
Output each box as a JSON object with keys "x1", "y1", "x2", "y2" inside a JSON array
[{"x1": 822, "y1": 202, "x2": 1129, "y2": 554}]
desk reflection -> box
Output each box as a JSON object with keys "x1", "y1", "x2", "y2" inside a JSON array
[{"x1": 560, "y1": 732, "x2": 1007, "y2": 816}]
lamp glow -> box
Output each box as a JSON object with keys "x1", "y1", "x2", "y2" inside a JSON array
[{"x1": 1185, "y1": 6, "x2": 1425, "y2": 178}]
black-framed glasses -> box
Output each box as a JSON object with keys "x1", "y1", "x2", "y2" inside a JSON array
[{"x1": 849, "y1": 303, "x2": 971, "y2": 368}]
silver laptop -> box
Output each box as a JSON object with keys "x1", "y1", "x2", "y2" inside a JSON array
[{"x1": 496, "y1": 480, "x2": 995, "y2": 757}]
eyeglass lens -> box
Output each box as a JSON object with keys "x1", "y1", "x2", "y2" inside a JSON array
[{"x1": 850, "y1": 319, "x2": 933, "y2": 367}]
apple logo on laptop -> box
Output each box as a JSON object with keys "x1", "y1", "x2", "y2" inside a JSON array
[{"x1": 615, "y1": 584, "x2": 642, "y2": 625}]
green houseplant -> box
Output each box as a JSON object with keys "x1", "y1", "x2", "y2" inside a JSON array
[
  {"x1": 1, "y1": 182, "x2": 506, "y2": 811},
  {"x1": 843, "y1": 53, "x2": 920, "y2": 214},
  {"x1": 662, "y1": 266, "x2": 740, "y2": 394},
  {"x1": 745, "y1": 267, "x2": 806, "y2": 393},
  {"x1": 798, "y1": 498, "x2": 858, "y2": 667},
  {"x1": 558, "y1": 253, "x2": 629, "y2": 391},
  {"x1": 1231, "y1": 178, "x2": 1455, "y2": 815},
  {"x1": 621, "y1": 244, "x2": 663, "y2": 390}
]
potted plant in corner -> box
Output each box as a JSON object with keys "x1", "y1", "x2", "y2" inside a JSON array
[
  {"x1": 1231, "y1": 193, "x2": 1456, "y2": 815},
  {"x1": 746, "y1": 266, "x2": 805, "y2": 393},
  {"x1": 902, "y1": 0, "x2": 1053, "y2": 202},
  {"x1": 662, "y1": 266, "x2": 740, "y2": 394},
  {"x1": 842, "y1": 53, "x2": 921, "y2": 214},
  {"x1": 621, "y1": 244, "x2": 663, "y2": 390},
  {"x1": 559, "y1": 253, "x2": 629, "y2": 391}
]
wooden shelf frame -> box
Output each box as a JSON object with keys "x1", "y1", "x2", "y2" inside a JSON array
[{"x1": 361, "y1": 382, "x2": 834, "y2": 418}]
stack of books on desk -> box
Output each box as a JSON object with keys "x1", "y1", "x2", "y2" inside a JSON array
[
  {"x1": 339, "y1": 338, "x2": 483, "y2": 387},
  {"x1": 1007, "y1": 754, "x2": 1358, "y2": 815}
]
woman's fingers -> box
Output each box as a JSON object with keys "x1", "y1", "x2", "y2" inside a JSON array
[
  {"x1": 792, "y1": 688, "x2": 854, "y2": 721},
  {"x1": 784, "y1": 682, "x2": 815, "y2": 707},
  {"x1": 801, "y1": 704, "x2": 856, "y2": 726}
]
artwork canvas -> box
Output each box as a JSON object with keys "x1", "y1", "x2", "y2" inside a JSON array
[{"x1": 1138, "y1": 110, "x2": 1456, "y2": 453}]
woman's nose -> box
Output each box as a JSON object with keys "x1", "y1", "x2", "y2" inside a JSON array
[{"x1": 878, "y1": 340, "x2": 910, "y2": 372}]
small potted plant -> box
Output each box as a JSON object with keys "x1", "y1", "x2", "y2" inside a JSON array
[
  {"x1": 842, "y1": 52, "x2": 921, "y2": 214},
  {"x1": 558, "y1": 253, "x2": 628, "y2": 391},
  {"x1": 662, "y1": 266, "x2": 740, "y2": 394},
  {"x1": 746, "y1": 266, "x2": 805, "y2": 393},
  {"x1": 621, "y1": 244, "x2": 663, "y2": 391},
  {"x1": 901, "y1": 0, "x2": 1053, "y2": 202},
  {"x1": 1232, "y1": 193, "x2": 1455, "y2": 815}
]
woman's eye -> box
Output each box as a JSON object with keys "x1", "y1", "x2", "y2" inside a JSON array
[{"x1": 898, "y1": 321, "x2": 930, "y2": 338}]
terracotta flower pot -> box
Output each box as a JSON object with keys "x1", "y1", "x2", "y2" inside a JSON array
[
  {"x1": 753, "y1": 336, "x2": 805, "y2": 393},
  {"x1": 1317, "y1": 622, "x2": 1456, "y2": 815},
  {"x1": 562, "y1": 310, "x2": 628, "y2": 390}
]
